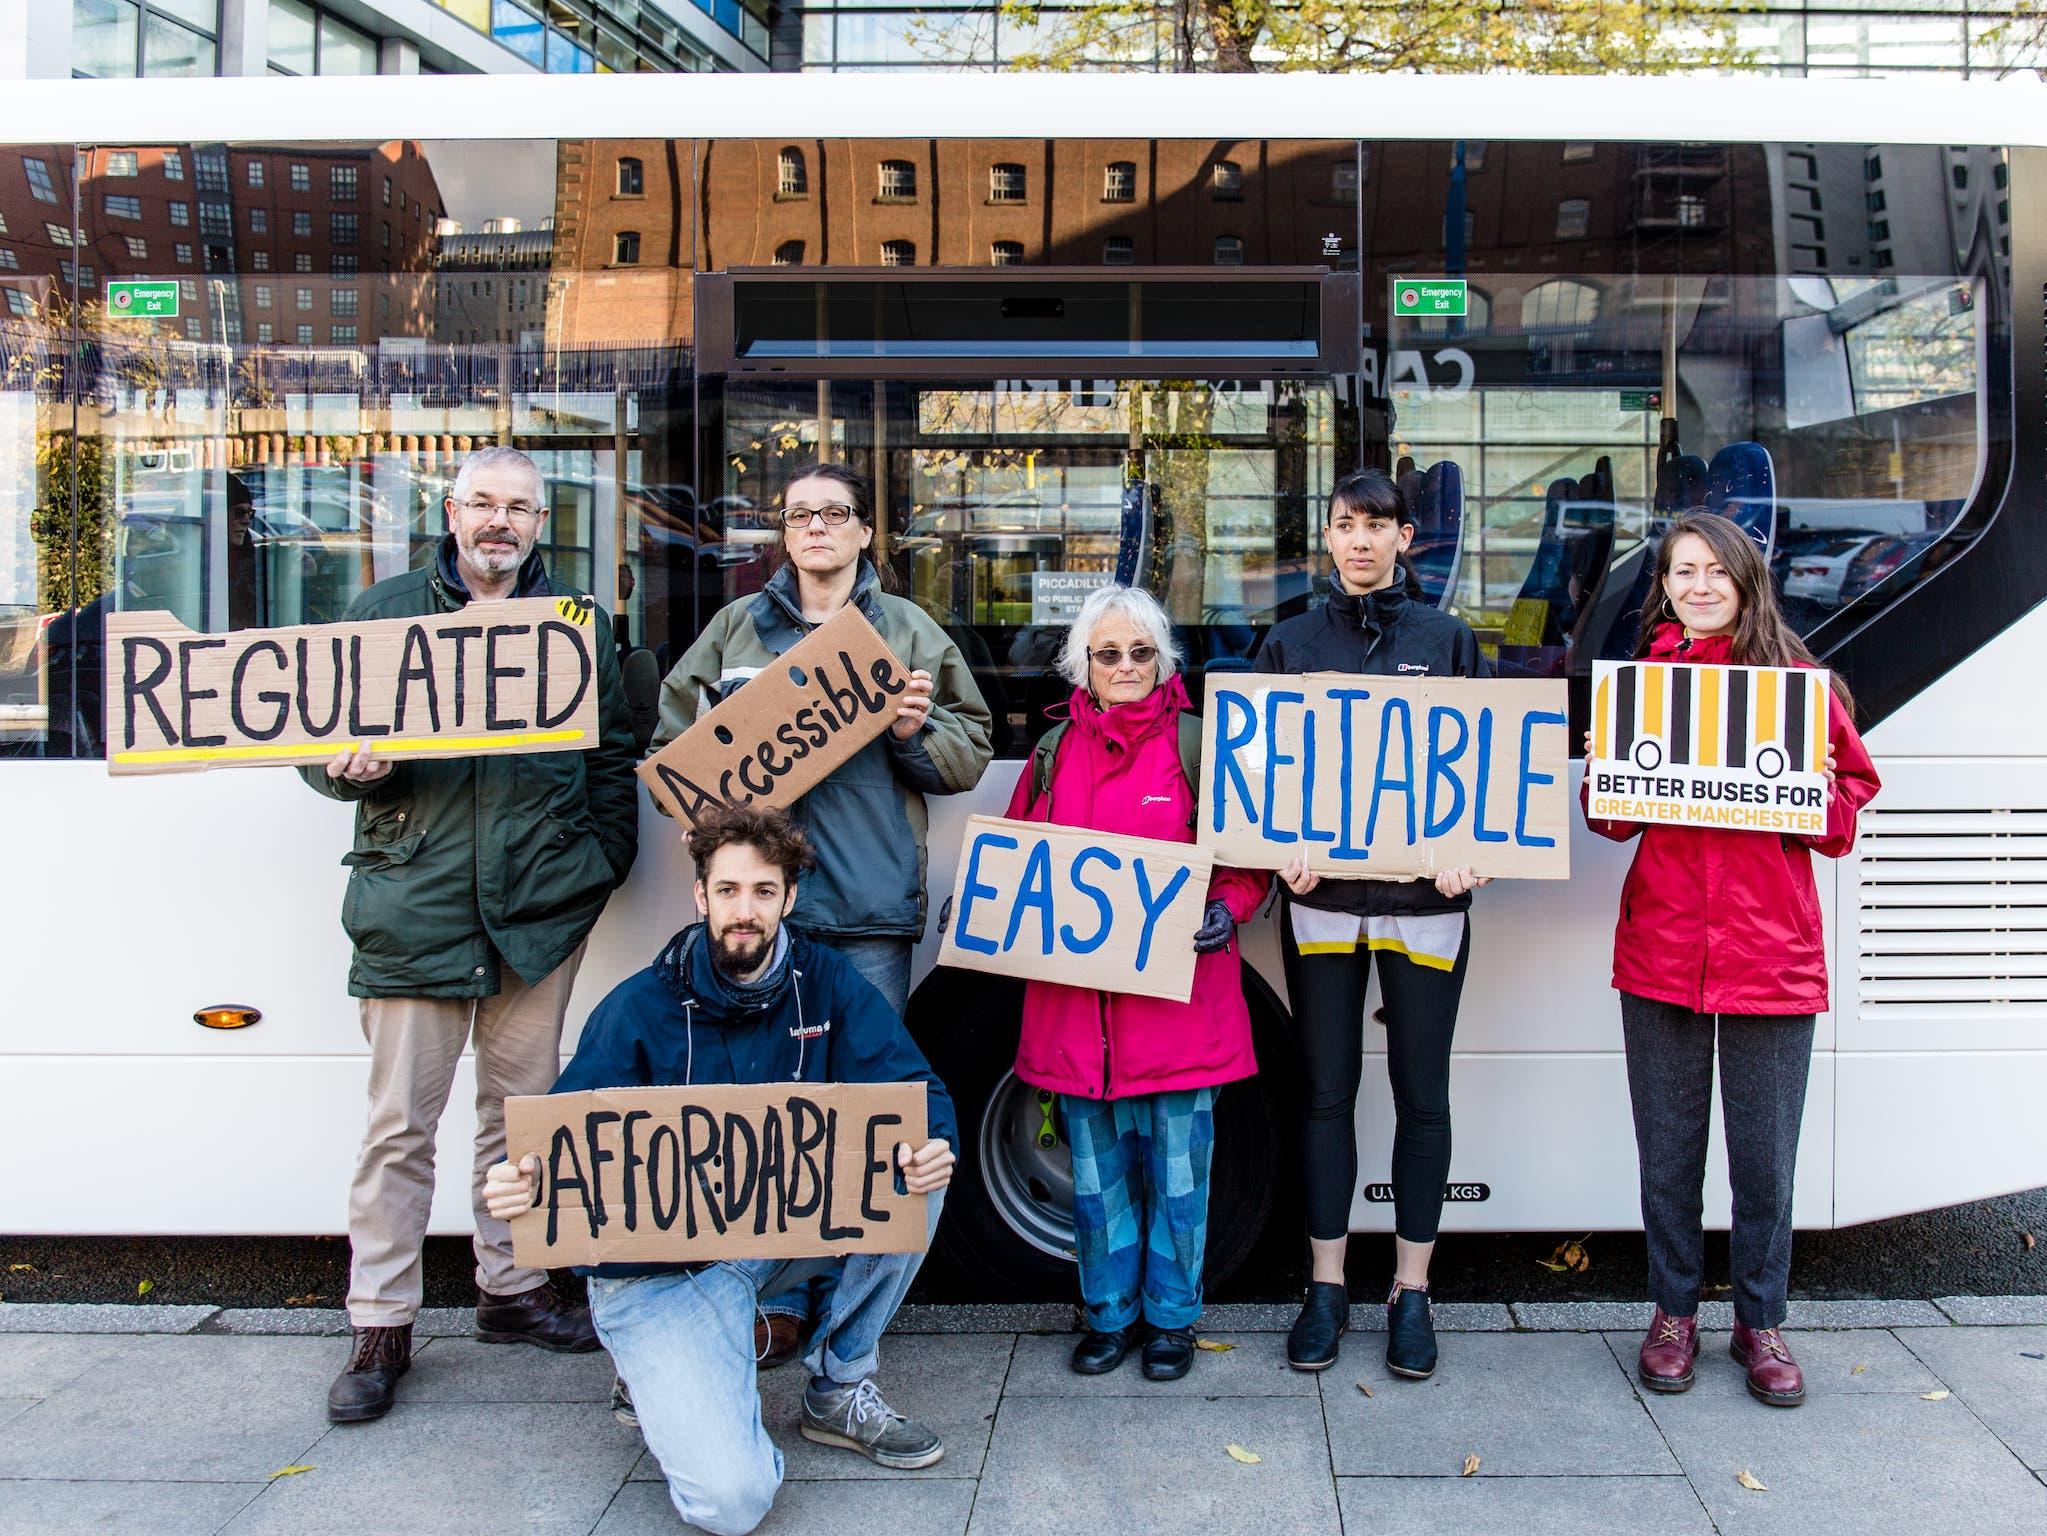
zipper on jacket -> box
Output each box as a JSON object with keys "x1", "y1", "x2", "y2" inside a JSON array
[{"x1": 1098, "y1": 989, "x2": 1113, "y2": 1099}]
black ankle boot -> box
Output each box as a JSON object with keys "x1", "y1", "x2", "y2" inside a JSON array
[
  {"x1": 1386, "y1": 1284, "x2": 1437, "y2": 1380},
  {"x1": 1286, "y1": 1281, "x2": 1349, "y2": 1371},
  {"x1": 1141, "y1": 1327, "x2": 1195, "y2": 1382},
  {"x1": 1070, "y1": 1324, "x2": 1143, "y2": 1375}
]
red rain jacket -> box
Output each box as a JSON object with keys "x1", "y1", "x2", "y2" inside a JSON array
[
  {"x1": 1581, "y1": 624, "x2": 1881, "y2": 1016},
  {"x1": 1003, "y1": 677, "x2": 1270, "y2": 1100}
]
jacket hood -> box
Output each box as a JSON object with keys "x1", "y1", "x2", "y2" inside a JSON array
[
  {"x1": 1062, "y1": 671, "x2": 1190, "y2": 753},
  {"x1": 432, "y1": 532, "x2": 553, "y2": 606},
  {"x1": 1644, "y1": 621, "x2": 1736, "y2": 665},
  {"x1": 654, "y1": 921, "x2": 804, "y2": 1024}
]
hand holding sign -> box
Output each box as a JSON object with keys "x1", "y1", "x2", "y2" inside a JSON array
[
  {"x1": 892, "y1": 669, "x2": 935, "y2": 740},
  {"x1": 326, "y1": 743, "x2": 394, "y2": 786},
  {"x1": 898, "y1": 1138, "x2": 955, "y2": 1195},
  {"x1": 484, "y1": 1153, "x2": 540, "y2": 1222}
]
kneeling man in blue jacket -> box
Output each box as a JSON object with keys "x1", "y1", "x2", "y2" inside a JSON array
[{"x1": 484, "y1": 804, "x2": 957, "y2": 1536}]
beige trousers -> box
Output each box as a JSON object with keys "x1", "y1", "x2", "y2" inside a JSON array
[{"x1": 345, "y1": 943, "x2": 587, "y2": 1327}]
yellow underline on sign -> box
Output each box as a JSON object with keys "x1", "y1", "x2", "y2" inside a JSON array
[{"x1": 114, "y1": 730, "x2": 587, "y2": 765}]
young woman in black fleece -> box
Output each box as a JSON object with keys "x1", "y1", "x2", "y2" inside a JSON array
[{"x1": 1254, "y1": 468, "x2": 1490, "y2": 1382}]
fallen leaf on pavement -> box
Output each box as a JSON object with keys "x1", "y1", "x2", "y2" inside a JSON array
[
  {"x1": 1537, "y1": 1236, "x2": 1593, "y2": 1275},
  {"x1": 7, "y1": 1264, "x2": 33, "y2": 1274},
  {"x1": 1225, "y1": 1445, "x2": 1261, "y2": 1465},
  {"x1": 268, "y1": 1466, "x2": 315, "y2": 1480},
  {"x1": 1461, "y1": 1453, "x2": 1481, "y2": 1477},
  {"x1": 2023, "y1": 1231, "x2": 2037, "y2": 1252},
  {"x1": 136, "y1": 1279, "x2": 154, "y2": 1297},
  {"x1": 283, "y1": 1294, "x2": 326, "y2": 1307},
  {"x1": 1355, "y1": 1381, "x2": 1374, "y2": 1397},
  {"x1": 1195, "y1": 1339, "x2": 1234, "y2": 1353},
  {"x1": 1922, "y1": 1389, "x2": 1950, "y2": 1401},
  {"x1": 1851, "y1": 1364, "x2": 1869, "y2": 1375},
  {"x1": 1736, "y1": 1470, "x2": 1768, "y2": 1492}
]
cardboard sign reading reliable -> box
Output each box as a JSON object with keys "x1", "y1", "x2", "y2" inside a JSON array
[
  {"x1": 938, "y1": 815, "x2": 1212, "y2": 1002},
  {"x1": 638, "y1": 605, "x2": 909, "y2": 826},
  {"x1": 1199, "y1": 676, "x2": 1571, "y2": 879},
  {"x1": 504, "y1": 1082, "x2": 929, "y2": 1267},
  {"x1": 103, "y1": 596, "x2": 601, "y2": 775},
  {"x1": 1589, "y1": 660, "x2": 1831, "y2": 836}
]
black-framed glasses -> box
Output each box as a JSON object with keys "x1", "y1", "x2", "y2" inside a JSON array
[
  {"x1": 1088, "y1": 644, "x2": 1159, "y2": 668},
  {"x1": 780, "y1": 502, "x2": 858, "y2": 528}
]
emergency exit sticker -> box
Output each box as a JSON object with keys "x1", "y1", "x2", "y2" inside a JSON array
[
  {"x1": 107, "y1": 280, "x2": 179, "y2": 319},
  {"x1": 1392, "y1": 279, "x2": 1467, "y2": 319}
]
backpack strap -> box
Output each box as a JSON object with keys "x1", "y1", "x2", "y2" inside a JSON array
[
  {"x1": 1033, "y1": 712, "x2": 1200, "y2": 825},
  {"x1": 1029, "y1": 720, "x2": 1069, "y2": 811},
  {"x1": 1175, "y1": 710, "x2": 1202, "y2": 829}
]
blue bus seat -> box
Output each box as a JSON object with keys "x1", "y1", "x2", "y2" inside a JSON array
[
  {"x1": 1496, "y1": 480, "x2": 1617, "y2": 678},
  {"x1": 1400, "y1": 459, "x2": 1465, "y2": 610},
  {"x1": 1705, "y1": 441, "x2": 1777, "y2": 559},
  {"x1": 1655, "y1": 453, "x2": 1708, "y2": 514}
]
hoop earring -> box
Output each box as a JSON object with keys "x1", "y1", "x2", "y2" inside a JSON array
[{"x1": 1659, "y1": 594, "x2": 1678, "y2": 621}]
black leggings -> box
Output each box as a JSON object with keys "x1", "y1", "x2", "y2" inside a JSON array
[{"x1": 1281, "y1": 908, "x2": 1471, "y2": 1244}]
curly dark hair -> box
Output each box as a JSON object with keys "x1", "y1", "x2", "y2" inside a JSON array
[{"x1": 685, "y1": 804, "x2": 816, "y2": 888}]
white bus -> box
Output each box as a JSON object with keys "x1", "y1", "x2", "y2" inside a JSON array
[{"x1": 2, "y1": 73, "x2": 2043, "y2": 1296}]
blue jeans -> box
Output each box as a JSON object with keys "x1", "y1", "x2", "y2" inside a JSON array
[
  {"x1": 1060, "y1": 1087, "x2": 1217, "y2": 1333},
  {"x1": 762, "y1": 934, "x2": 913, "y2": 1328},
  {"x1": 588, "y1": 1191, "x2": 942, "y2": 1536}
]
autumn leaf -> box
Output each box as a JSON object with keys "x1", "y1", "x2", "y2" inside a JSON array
[
  {"x1": 6, "y1": 1264, "x2": 33, "y2": 1274},
  {"x1": 1736, "y1": 1470, "x2": 1768, "y2": 1492},
  {"x1": 1850, "y1": 1364, "x2": 1869, "y2": 1376},
  {"x1": 1460, "y1": 1453, "x2": 1481, "y2": 1477},
  {"x1": 1922, "y1": 1389, "x2": 1950, "y2": 1401},
  {"x1": 136, "y1": 1279, "x2": 154, "y2": 1297},
  {"x1": 268, "y1": 1466, "x2": 315, "y2": 1480},
  {"x1": 1355, "y1": 1381, "x2": 1374, "y2": 1397},
  {"x1": 1225, "y1": 1445, "x2": 1261, "y2": 1465},
  {"x1": 283, "y1": 1294, "x2": 326, "y2": 1307},
  {"x1": 2022, "y1": 1231, "x2": 2037, "y2": 1252},
  {"x1": 1195, "y1": 1338, "x2": 1235, "y2": 1353},
  {"x1": 1538, "y1": 1235, "x2": 1593, "y2": 1275}
]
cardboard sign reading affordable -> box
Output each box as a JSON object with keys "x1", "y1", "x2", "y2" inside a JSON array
[
  {"x1": 103, "y1": 596, "x2": 601, "y2": 775},
  {"x1": 1589, "y1": 660, "x2": 1831, "y2": 836},
  {"x1": 938, "y1": 815, "x2": 1213, "y2": 1002},
  {"x1": 504, "y1": 1082, "x2": 929, "y2": 1267},
  {"x1": 638, "y1": 605, "x2": 910, "y2": 826},
  {"x1": 1199, "y1": 676, "x2": 1571, "y2": 879}
]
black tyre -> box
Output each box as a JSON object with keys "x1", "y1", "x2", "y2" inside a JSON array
[{"x1": 906, "y1": 964, "x2": 1298, "y2": 1302}]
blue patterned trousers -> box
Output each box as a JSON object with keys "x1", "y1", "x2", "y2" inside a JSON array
[{"x1": 1059, "y1": 1086, "x2": 1218, "y2": 1333}]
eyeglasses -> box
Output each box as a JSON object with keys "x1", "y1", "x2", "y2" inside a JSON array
[
  {"x1": 452, "y1": 496, "x2": 545, "y2": 522},
  {"x1": 780, "y1": 503, "x2": 858, "y2": 528},
  {"x1": 1088, "y1": 644, "x2": 1158, "y2": 669}
]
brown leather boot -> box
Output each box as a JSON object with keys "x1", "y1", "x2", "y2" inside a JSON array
[
  {"x1": 1731, "y1": 1322, "x2": 1805, "y2": 1406},
  {"x1": 327, "y1": 1324, "x2": 412, "y2": 1423},
  {"x1": 756, "y1": 1312, "x2": 803, "y2": 1369},
  {"x1": 476, "y1": 1282, "x2": 600, "y2": 1353},
  {"x1": 1636, "y1": 1308, "x2": 1700, "y2": 1393}
]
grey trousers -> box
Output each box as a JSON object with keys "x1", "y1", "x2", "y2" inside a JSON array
[{"x1": 1619, "y1": 992, "x2": 1816, "y2": 1331}]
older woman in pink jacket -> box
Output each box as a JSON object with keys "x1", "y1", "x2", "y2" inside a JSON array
[{"x1": 1003, "y1": 583, "x2": 1268, "y2": 1382}]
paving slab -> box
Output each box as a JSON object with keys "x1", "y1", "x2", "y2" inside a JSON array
[
  {"x1": 0, "y1": 1334, "x2": 143, "y2": 1398},
  {"x1": 213, "y1": 1309, "x2": 351, "y2": 1337},
  {"x1": 1643, "y1": 1379, "x2": 2047, "y2": 1534},
  {"x1": 398, "y1": 1337, "x2": 618, "y2": 1404},
  {"x1": 1599, "y1": 1329, "x2": 1943, "y2": 1398},
  {"x1": 969, "y1": 1394, "x2": 1338, "y2": 1536},
  {"x1": 0, "y1": 1478, "x2": 266, "y2": 1536},
  {"x1": 1895, "y1": 1325, "x2": 2047, "y2": 1470},
  {"x1": 0, "y1": 1303, "x2": 215, "y2": 1335},
  {"x1": 1000, "y1": 1332, "x2": 1314, "y2": 1396},
  {"x1": 595, "y1": 1477, "x2": 978, "y2": 1536},
  {"x1": 0, "y1": 1335, "x2": 334, "y2": 1482},
  {"x1": 0, "y1": 1400, "x2": 33, "y2": 1431},
  {"x1": 218, "y1": 1401, "x2": 643, "y2": 1536},
  {"x1": 1322, "y1": 1331, "x2": 1675, "y2": 1477},
  {"x1": 1936, "y1": 1296, "x2": 2047, "y2": 1327},
  {"x1": 1337, "y1": 1474, "x2": 1714, "y2": 1536}
]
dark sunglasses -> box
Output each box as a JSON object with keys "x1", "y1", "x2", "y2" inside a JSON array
[{"x1": 1088, "y1": 644, "x2": 1158, "y2": 668}]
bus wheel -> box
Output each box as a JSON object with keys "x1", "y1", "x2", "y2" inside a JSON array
[{"x1": 905, "y1": 966, "x2": 1295, "y2": 1302}]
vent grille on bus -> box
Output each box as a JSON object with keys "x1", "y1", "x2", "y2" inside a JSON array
[{"x1": 1856, "y1": 807, "x2": 2047, "y2": 1018}]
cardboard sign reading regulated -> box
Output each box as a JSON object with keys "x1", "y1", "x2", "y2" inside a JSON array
[
  {"x1": 938, "y1": 816, "x2": 1212, "y2": 1002},
  {"x1": 505, "y1": 1082, "x2": 929, "y2": 1267},
  {"x1": 103, "y1": 596, "x2": 601, "y2": 775},
  {"x1": 638, "y1": 605, "x2": 909, "y2": 826},
  {"x1": 1199, "y1": 676, "x2": 1571, "y2": 879},
  {"x1": 1589, "y1": 660, "x2": 1831, "y2": 836}
]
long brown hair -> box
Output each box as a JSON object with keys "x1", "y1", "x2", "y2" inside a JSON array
[{"x1": 1636, "y1": 513, "x2": 1855, "y2": 713}]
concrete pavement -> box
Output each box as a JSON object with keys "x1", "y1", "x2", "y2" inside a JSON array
[{"x1": 2, "y1": 1299, "x2": 2045, "y2": 1534}]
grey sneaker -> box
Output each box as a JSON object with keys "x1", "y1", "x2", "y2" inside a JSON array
[
  {"x1": 799, "y1": 1377, "x2": 944, "y2": 1470},
  {"x1": 609, "y1": 1374, "x2": 639, "y2": 1430}
]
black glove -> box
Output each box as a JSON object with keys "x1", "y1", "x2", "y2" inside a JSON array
[{"x1": 1192, "y1": 898, "x2": 1235, "y2": 954}]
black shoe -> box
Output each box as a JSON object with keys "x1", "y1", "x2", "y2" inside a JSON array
[
  {"x1": 1287, "y1": 1281, "x2": 1349, "y2": 1371},
  {"x1": 327, "y1": 1324, "x2": 411, "y2": 1423},
  {"x1": 1386, "y1": 1284, "x2": 1437, "y2": 1380},
  {"x1": 1070, "y1": 1324, "x2": 1143, "y2": 1375},
  {"x1": 1141, "y1": 1327, "x2": 1195, "y2": 1382},
  {"x1": 476, "y1": 1282, "x2": 601, "y2": 1353}
]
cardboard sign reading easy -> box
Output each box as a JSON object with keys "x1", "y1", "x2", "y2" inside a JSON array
[
  {"x1": 1200, "y1": 676, "x2": 1571, "y2": 879},
  {"x1": 638, "y1": 605, "x2": 909, "y2": 826},
  {"x1": 1589, "y1": 660, "x2": 1831, "y2": 836},
  {"x1": 505, "y1": 1082, "x2": 929, "y2": 1268},
  {"x1": 103, "y1": 596, "x2": 601, "y2": 775},
  {"x1": 938, "y1": 815, "x2": 1212, "y2": 1002}
]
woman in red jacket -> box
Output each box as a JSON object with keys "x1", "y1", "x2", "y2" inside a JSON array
[
  {"x1": 1585, "y1": 512, "x2": 1880, "y2": 1408},
  {"x1": 1004, "y1": 583, "x2": 1269, "y2": 1383}
]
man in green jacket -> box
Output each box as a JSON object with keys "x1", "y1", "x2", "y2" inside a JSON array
[{"x1": 304, "y1": 446, "x2": 639, "y2": 1425}]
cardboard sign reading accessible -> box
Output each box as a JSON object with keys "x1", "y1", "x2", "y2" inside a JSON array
[
  {"x1": 103, "y1": 596, "x2": 601, "y2": 775},
  {"x1": 505, "y1": 1082, "x2": 930, "y2": 1268},
  {"x1": 1199, "y1": 676, "x2": 1571, "y2": 879},
  {"x1": 1589, "y1": 660, "x2": 1831, "y2": 836},
  {"x1": 637, "y1": 605, "x2": 910, "y2": 826},
  {"x1": 938, "y1": 815, "x2": 1212, "y2": 1002}
]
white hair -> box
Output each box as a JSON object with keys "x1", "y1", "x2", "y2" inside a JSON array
[
  {"x1": 1055, "y1": 583, "x2": 1182, "y2": 688},
  {"x1": 451, "y1": 445, "x2": 543, "y2": 504}
]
